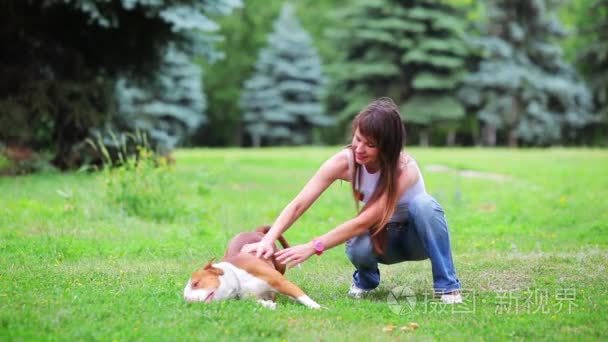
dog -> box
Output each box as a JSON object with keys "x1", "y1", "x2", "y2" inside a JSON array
[{"x1": 183, "y1": 225, "x2": 321, "y2": 309}]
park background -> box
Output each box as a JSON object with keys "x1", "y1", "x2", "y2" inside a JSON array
[
  {"x1": 1, "y1": 0, "x2": 607, "y2": 340},
  {"x1": 1, "y1": 0, "x2": 607, "y2": 171}
]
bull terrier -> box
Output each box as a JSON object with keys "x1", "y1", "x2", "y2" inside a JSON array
[{"x1": 183, "y1": 226, "x2": 321, "y2": 309}]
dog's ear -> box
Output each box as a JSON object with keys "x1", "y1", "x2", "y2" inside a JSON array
[
  {"x1": 203, "y1": 258, "x2": 224, "y2": 275},
  {"x1": 208, "y1": 266, "x2": 224, "y2": 276},
  {"x1": 255, "y1": 225, "x2": 272, "y2": 234},
  {"x1": 203, "y1": 257, "x2": 216, "y2": 269}
]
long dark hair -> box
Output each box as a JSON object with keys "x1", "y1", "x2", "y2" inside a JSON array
[{"x1": 349, "y1": 97, "x2": 405, "y2": 254}]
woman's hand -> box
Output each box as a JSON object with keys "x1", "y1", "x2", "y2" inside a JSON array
[
  {"x1": 241, "y1": 239, "x2": 275, "y2": 259},
  {"x1": 274, "y1": 243, "x2": 315, "y2": 267}
]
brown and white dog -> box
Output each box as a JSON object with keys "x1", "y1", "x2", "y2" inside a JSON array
[{"x1": 183, "y1": 225, "x2": 320, "y2": 309}]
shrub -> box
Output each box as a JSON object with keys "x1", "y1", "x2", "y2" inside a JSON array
[
  {"x1": 0, "y1": 145, "x2": 57, "y2": 175},
  {"x1": 88, "y1": 131, "x2": 185, "y2": 222}
]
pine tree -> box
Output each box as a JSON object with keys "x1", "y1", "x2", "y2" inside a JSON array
[
  {"x1": 326, "y1": 0, "x2": 470, "y2": 145},
  {"x1": 576, "y1": 0, "x2": 608, "y2": 143},
  {"x1": 458, "y1": 0, "x2": 595, "y2": 146},
  {"x1": 105, "y1": 0, "x2": 242, "y2": 154},
  {"x1": 104, "y1": 45, "x2": 207, "y2": 154},
  {"x1": 240, "y1": 3, "x2": 332, "y2": 147},
  {"x1": 0, "y1": 0, "x2": 241, "y2": 168}
]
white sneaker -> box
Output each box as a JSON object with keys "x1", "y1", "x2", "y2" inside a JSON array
[
  {"x1": 348, "y1": 283, "x2": 372, "y2": 299},
  {"x1": 440, "y1": 291, "x2": 463, "y2": 304}
]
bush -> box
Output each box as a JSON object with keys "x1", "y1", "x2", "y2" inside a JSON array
[
  {"x1": 88, "y1": 132, "x2": 185, "y2": 222},
  {"x1": 0, "y1": 145, "x2": 57, "y2": 175},
  {"x1": 0, "y1": 153, "x2": 9, "y2": 173}
]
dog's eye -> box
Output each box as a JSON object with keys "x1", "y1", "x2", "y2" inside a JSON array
[{"x1": 192, "y1": 281, "x2": 199, "y2": 288}]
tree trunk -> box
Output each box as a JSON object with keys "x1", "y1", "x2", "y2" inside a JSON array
[
  {"x1": 251, "y1": 133, "x2": 261, "y2": 148},
  {"x1": 482, "y1": 123, "x2": 497, "y2": 146},
  {"x1": 446, "y1": 129, "x2": 456, "y2": 146},
  {"x1": 234, "y1": 121, "x2": 243, "y2": 147},
  {"x1": 507, "y1": 128, "x2": 518, "y2": 147},
  {"x1": 51, "y1": 116, "x2": 88, "y2": 170},
  {"x1": 419, "y1": 128, "x2": 429, "y2": 147}
]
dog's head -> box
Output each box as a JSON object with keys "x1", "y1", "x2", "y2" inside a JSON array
[{"x1": 183, "y1": 260, "x2": 228, "y2": 303}]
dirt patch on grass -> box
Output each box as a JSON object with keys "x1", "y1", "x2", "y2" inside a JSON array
[
  {"x1": 459, "y1": 249, "x2": 608, "y2": 291},
  {"x1": 473, "y1": 267, "x2": 534, "y2": 291},
  {"x1": 374, "y1": 249, "x2": 608, "y2": 294},
  {"x1": 426, "y1": 164, "x2": 512, "y2": 182}
]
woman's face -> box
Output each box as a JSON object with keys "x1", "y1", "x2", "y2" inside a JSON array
[{"x1": 352, "y1": 129, "x2": 379, "y2": 168}]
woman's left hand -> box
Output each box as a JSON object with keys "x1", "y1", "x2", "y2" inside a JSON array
[{"x1": 274, "y1": 242, "x2": 315, "y2": 267}]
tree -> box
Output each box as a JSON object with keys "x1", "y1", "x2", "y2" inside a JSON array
[
  {"x1": 326, "y1": 0, "x2": 470, "y2": 146},
  {"x1": 240, "y1": 3, "x2": 332, "y2": 147},
  {"x1": 0, "y1": 0, "x2": 241, "y2": 168},
  {"x1": 575, "y1": 0, "x2": 608, "y2": 144},
  {"x1": 191, "y1": 0, "x2": 349, "y2": 147},
  {"x1": 101, "y1": 44, "x2": 207, "y2": 155},
  {"x1": 458, "y1": 0, "x2": 595, "y2": 146},
  {"x1": 192, "y1": 0, "x2": 284, "y2": 147}
]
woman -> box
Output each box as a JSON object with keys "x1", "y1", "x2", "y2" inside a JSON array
[{"x1": 242, "y1": 97, "x2": 462, "y2": 304}]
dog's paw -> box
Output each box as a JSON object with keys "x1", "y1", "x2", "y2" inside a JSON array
[
  {"x1": 308, "y1": 302, "x2": 321, "y2": 310},
  {"x1": 297, "y1": 295, "x2": 321, "y2": 309},
  {"x1": 257, "y1": 299, "x2": 277, "y2": 310}
]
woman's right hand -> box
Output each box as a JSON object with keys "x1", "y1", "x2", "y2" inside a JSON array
[{"x1": 241, "y1": 239, "x2": 275, "y2": 259}]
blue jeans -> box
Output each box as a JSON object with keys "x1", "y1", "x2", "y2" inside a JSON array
[{"x1": 346, "y1": 193, "x2": 461, "y2": 293}]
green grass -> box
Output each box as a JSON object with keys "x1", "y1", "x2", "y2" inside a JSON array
[{"x1": 1, "y1": 147, "x2": 607, "y2": 341}]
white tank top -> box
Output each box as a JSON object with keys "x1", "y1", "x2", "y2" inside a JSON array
[{"x1": 344, "y1": 149, "x2": 427, "y2": 223}]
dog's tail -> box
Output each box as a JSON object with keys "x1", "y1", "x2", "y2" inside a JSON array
[{"x1": 256, "y1": 225, "x2": 290, "y2": 249}]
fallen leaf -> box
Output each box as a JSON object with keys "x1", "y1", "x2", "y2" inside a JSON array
[
  {"x1": 479, "y1": 203, "x2": 496, "y2": 212},
  {"x1": 382, "y1": 324, "x2": 396, "y2": 332}
]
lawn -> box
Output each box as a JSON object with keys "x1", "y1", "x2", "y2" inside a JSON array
[{"x1": 1, "y1": 147, "x2": 607, "y2": 341}]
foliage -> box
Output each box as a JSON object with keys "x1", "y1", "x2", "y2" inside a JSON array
[
  {"x1": 0, "y1": 145, "x2": 58, "y2": 175},
  {"x1": 0, "y1": 154, "x2": 8, "y2": 172},
  {"x1": 104, "y1": 44, "x2": 207, "y2": 155},
  {"x1": 87, "y1": 130, "x2": 184, "y2": 222},
  {"x1": 193, "y1": 0, "x2": 348, "y2": 147},
  {"x1": 326, "y1": 0, "x2": 471, "y2": 145},
  {"x1": 193, "y1": 0, "x2": 282, "y2": 146},
  {"x1": 0, "y1": 0, "x2": 240, "y2": 168},
  {"x1": 239, "y1": 3, "x2": 332, "y2": 146},
  {"x1": 575, "y1": 0, "x2": 608, "y2": 122},
  {"x1": 1, "y1": 0, "x2": 606, "y2": 149},
  {"x1": 458, "y1": 0, "x2": 595, "y2": 146},
  {"x1": 0, "y1": 73, "x2": 114, "y2": 169},
  {"x1": 104, "y1": 0, "x2": 243, "y2": 155},
  {"x1": 103, "y1": 147, "x2": 180, "y2": 222}
]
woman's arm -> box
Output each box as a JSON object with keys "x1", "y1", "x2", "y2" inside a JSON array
[
  {"x1": 318, "y1": 157, "x2": 420, "y2": 248},
  {"x1": 314, "y1": 194, "x2": 387, "y2": 249},
  {"x1": 275, "y1": 159, "x2": 419, "y2": 266},
  {"x1": 251, "y1": 150, "x2": 350, "y2": 258},
  {"x1": 274, "y1": 192, "x2": 388, "y2": 265}
]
